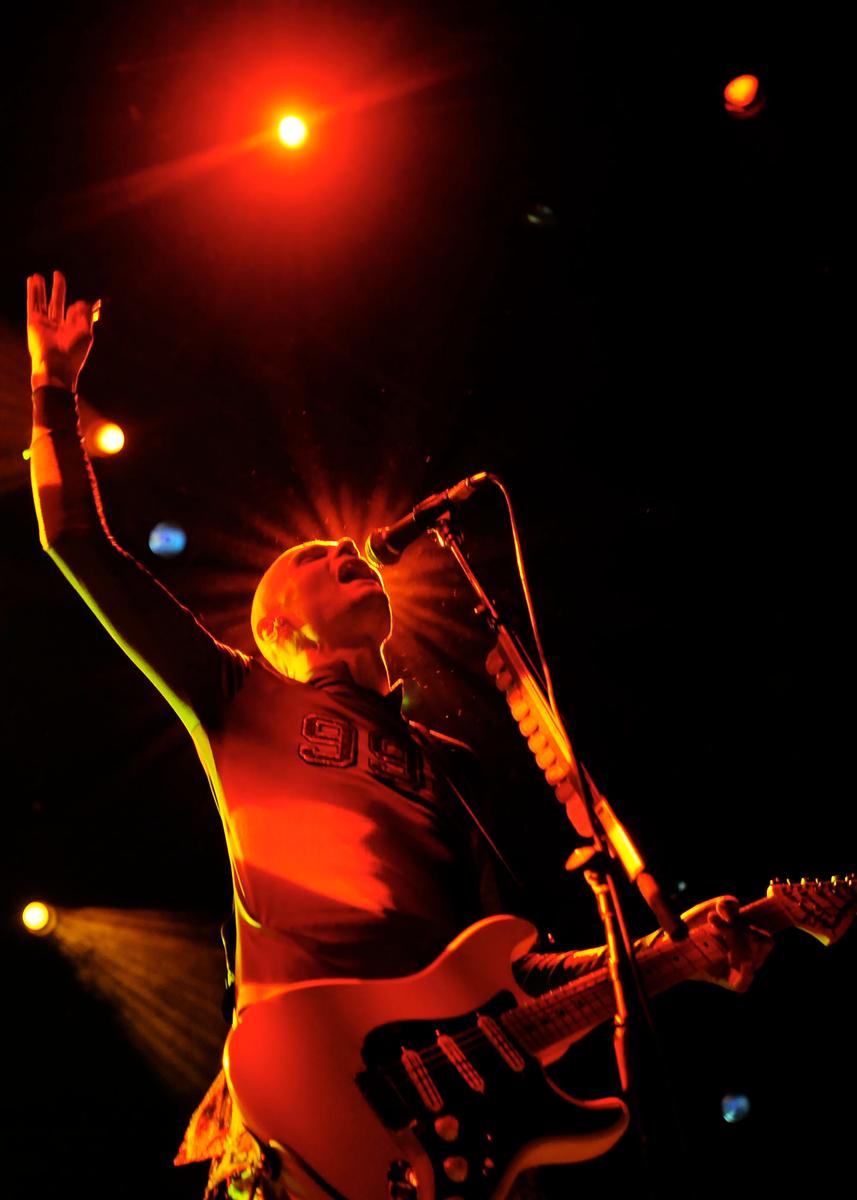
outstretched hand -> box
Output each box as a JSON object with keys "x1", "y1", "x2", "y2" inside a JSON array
[
  {"x1": 27, "y1": 271, "x2": 96, "y2": 392},
  {"x1": 681, "y1": 894, "x2": 774, "y2": 992}
]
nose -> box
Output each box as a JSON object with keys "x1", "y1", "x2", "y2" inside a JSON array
[{"x1": 334, "y1": 538, "x2": 359, "y2": 558}]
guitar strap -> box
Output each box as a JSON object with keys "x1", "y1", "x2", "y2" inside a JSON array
[{"x1": 406, "y1": 722, "x2": 528, "y2": 899}]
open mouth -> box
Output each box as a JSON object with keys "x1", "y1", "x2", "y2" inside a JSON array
[{"x1": 338, "y1": 558, "x2": 381, "y2": 585}]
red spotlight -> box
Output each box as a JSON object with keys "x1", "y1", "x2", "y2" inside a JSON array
[
  {"x1": 724, "y1": 74, "x2": 765, "y2": 118},
  {"x1": 278, "y1": 114, "x2": 308, "y2": 147}
]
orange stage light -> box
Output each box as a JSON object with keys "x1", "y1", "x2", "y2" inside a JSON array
[
  {"x1": 724, "y1": 74, "x2": 764, "y2": 117},
  {"x1": 278, "y1": 115, "x2": 308, "y2": 147},
  {"x1": 22, "y1": 901, "x2": 57, "y2": 935},
  {"x1": 90, "y1": 421, "x2": 125, "y2": 456}
]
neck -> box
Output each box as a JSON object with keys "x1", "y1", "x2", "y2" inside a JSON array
[
  {"x1": 312, "y1": 645, "x2": 391, "y2": 694},
  {"x1": 269, "y1": 642, "x2": 389, "y2": 694}
]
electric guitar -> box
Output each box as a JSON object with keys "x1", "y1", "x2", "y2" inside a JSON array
[{"x1": 224, "y1": 875, "x2": 854, "y2": 1200}]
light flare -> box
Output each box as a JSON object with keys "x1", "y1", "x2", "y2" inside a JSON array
[
  {"x1": 724, "y1": 74, "x2": 759, "y2": 109},
  {"x1": 54, "y1": 41, "x2": 472, "y2": 227},
  {"x1": 22, "y1": 900, "x2": 56, "y2": 935},
  {"x1": 92, "y1": 421, "x2": 125, "y2": 455},
  {"x1": 724, "y1": 74, "x2": 765, "y2": 118},
  {"x1": 279, "y1": 115, "x2": 308, "y2": 147}
]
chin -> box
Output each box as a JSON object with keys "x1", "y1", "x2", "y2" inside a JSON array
[
  {"x1": 369, "y1": 593, "x2": 393, "y2": 643},
  {"x1": 341, "y1": 587, "x2": 392, "y2": 642}
]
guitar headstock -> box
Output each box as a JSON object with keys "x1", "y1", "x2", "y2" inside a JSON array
[{"x1": 767, "y1": 875, "x2": 856, "y2": 946}]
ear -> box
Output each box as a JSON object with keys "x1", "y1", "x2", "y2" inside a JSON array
[{"x1": 257, "y1": 616, "x2": 281, "y2": 644}]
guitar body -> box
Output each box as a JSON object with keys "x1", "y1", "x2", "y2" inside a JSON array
[
  {"x1": 224, "y1": 873, "x2": 856, "y2": 1198},
  {"x1": 224, "y1": 916, "x2": 628, "y2": 1200}
]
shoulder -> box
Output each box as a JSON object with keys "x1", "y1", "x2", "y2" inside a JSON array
[
  {"x1": 211, "y1": 654, "x2": 319, "y2": 724},
  {"x1": 244, "y1": 654, "x2": 312, "y2": 693}
]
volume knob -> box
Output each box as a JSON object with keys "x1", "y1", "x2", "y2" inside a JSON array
[
  {"x1": 443, "y1": 1156, "x2": 469, "y2": 1183},
  {"x1": 434, "y1": 1115, "x2": 460, "y2": 1142}
]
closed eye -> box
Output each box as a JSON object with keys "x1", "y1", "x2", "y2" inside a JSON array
[{"x1": 292, "y1": 546, "x2": 329, "y2": 567}]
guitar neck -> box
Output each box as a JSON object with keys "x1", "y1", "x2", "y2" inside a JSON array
[{"x1": 502, "y1": 895, "x2": 786, "y2": 1056}]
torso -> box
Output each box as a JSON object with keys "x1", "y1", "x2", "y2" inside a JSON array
[{"x1": 205, "y1": 664, "x2": 486, "y2": 1008}]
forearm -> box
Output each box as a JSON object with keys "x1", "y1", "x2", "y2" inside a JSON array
[
  {"x1": 31, "y1": 386, "x2": 107, "y2": 550},
  {"x1": 514, "y1": 945, "x2": 608, "y2": 995},
  {"x1": 513, "y1": 927, "x2": 666, "y2": 997},
  {"x1": 29, "y1": 386, "x2": 245, "y2": 728}
]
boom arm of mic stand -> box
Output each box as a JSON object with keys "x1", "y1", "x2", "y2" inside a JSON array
[
  {"x1": 486, "y1": 626, "x2": 688, "y2": 941},
  {"x1": 432, "y1": 516, "x2": 692, "y2": 1143},
  {"x1": 430, "y1": 515, "x2": 687, "y2": 941},
  {"x1": 430, "y1": 516, "x2": 692, "y2": 1165}
]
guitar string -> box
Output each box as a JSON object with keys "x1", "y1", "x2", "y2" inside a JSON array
[
  {"x1": 402, "y1": 882, "x2": 851, "y2": 1075},
  {"x1": 382, "y1": 935, "x2": 714, "y2": 1081},
  {"x1": 390, "y1": 884, "x2": 852, "y2": 1085},
  {"x1": 369, "y1": 884, "x2": 849, "y2": 1097},
  {"x1": 407, "y1": 963, "x2": 674, "y2": 1076}
]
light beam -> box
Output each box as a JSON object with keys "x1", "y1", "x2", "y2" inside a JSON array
[{"x1": 49, "y1": 907, "x2": 227, "y2": 1101}]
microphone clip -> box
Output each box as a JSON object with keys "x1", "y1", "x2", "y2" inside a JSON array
[{"x1": 365, "y1": 472, "x2": 490, "y2": 568}]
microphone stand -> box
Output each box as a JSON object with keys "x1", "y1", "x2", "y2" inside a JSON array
[{"x1": 430, "y1": 514, "x2": 689, "y2": 1176}]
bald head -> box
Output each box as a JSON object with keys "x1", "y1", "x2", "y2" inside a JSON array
[
  {"x1": 250, "y1": 539, "x2": 392, "y2": 678},
  {"x1": 251, "y1": 542, "x2": 315, "y2": 654}
]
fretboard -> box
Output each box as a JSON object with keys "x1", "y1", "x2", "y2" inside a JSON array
[{"x1": 502, "y1": 895, "x2": 786, "y2": 1055}]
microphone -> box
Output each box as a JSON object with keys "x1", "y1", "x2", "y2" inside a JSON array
[{"x1": 364, "y1": 472, "x2": 490, "y2": 567}]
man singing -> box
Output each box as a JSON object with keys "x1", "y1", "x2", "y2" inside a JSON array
[{"x1": 26, "y1": 271, "x2": 770, "y2": 1200}]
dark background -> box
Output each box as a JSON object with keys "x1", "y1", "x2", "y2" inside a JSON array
[{"x1": 1, "y1": 3, "x2": 852, "y2": 1196}]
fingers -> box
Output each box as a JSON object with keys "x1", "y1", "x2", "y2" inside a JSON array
[
  {"x1": 709, "y1": 899, "x2": 747, "y2": 947},
  {"x1": 27, "y1": 271, "x2": 95, "y2": 333},
  {"x1": 711, "y1": 897, "x2": 740, "y2": 927},
  {"x1": 27, "y1": 274, "x2": 47, "y2": 318},
  {"x1": 709, "y1": 898, "x2": 772, "y2": 946},
  {"x1": 66, "y1": 299, "x2": 94, "y2": 330},
  {"x1": 48, "y1": 270, "x2": 67, "y2": 324},
  {"x1": 728, "y1": 960, "x2": 754, "y2": 993},
  {"x1": 708, "y1": 898, "x2": 773, "y2": 991}
]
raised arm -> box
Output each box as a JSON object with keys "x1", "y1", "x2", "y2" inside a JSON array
[{"x1": 27, "y1": 271, "x2": 248, "y2": 734}]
